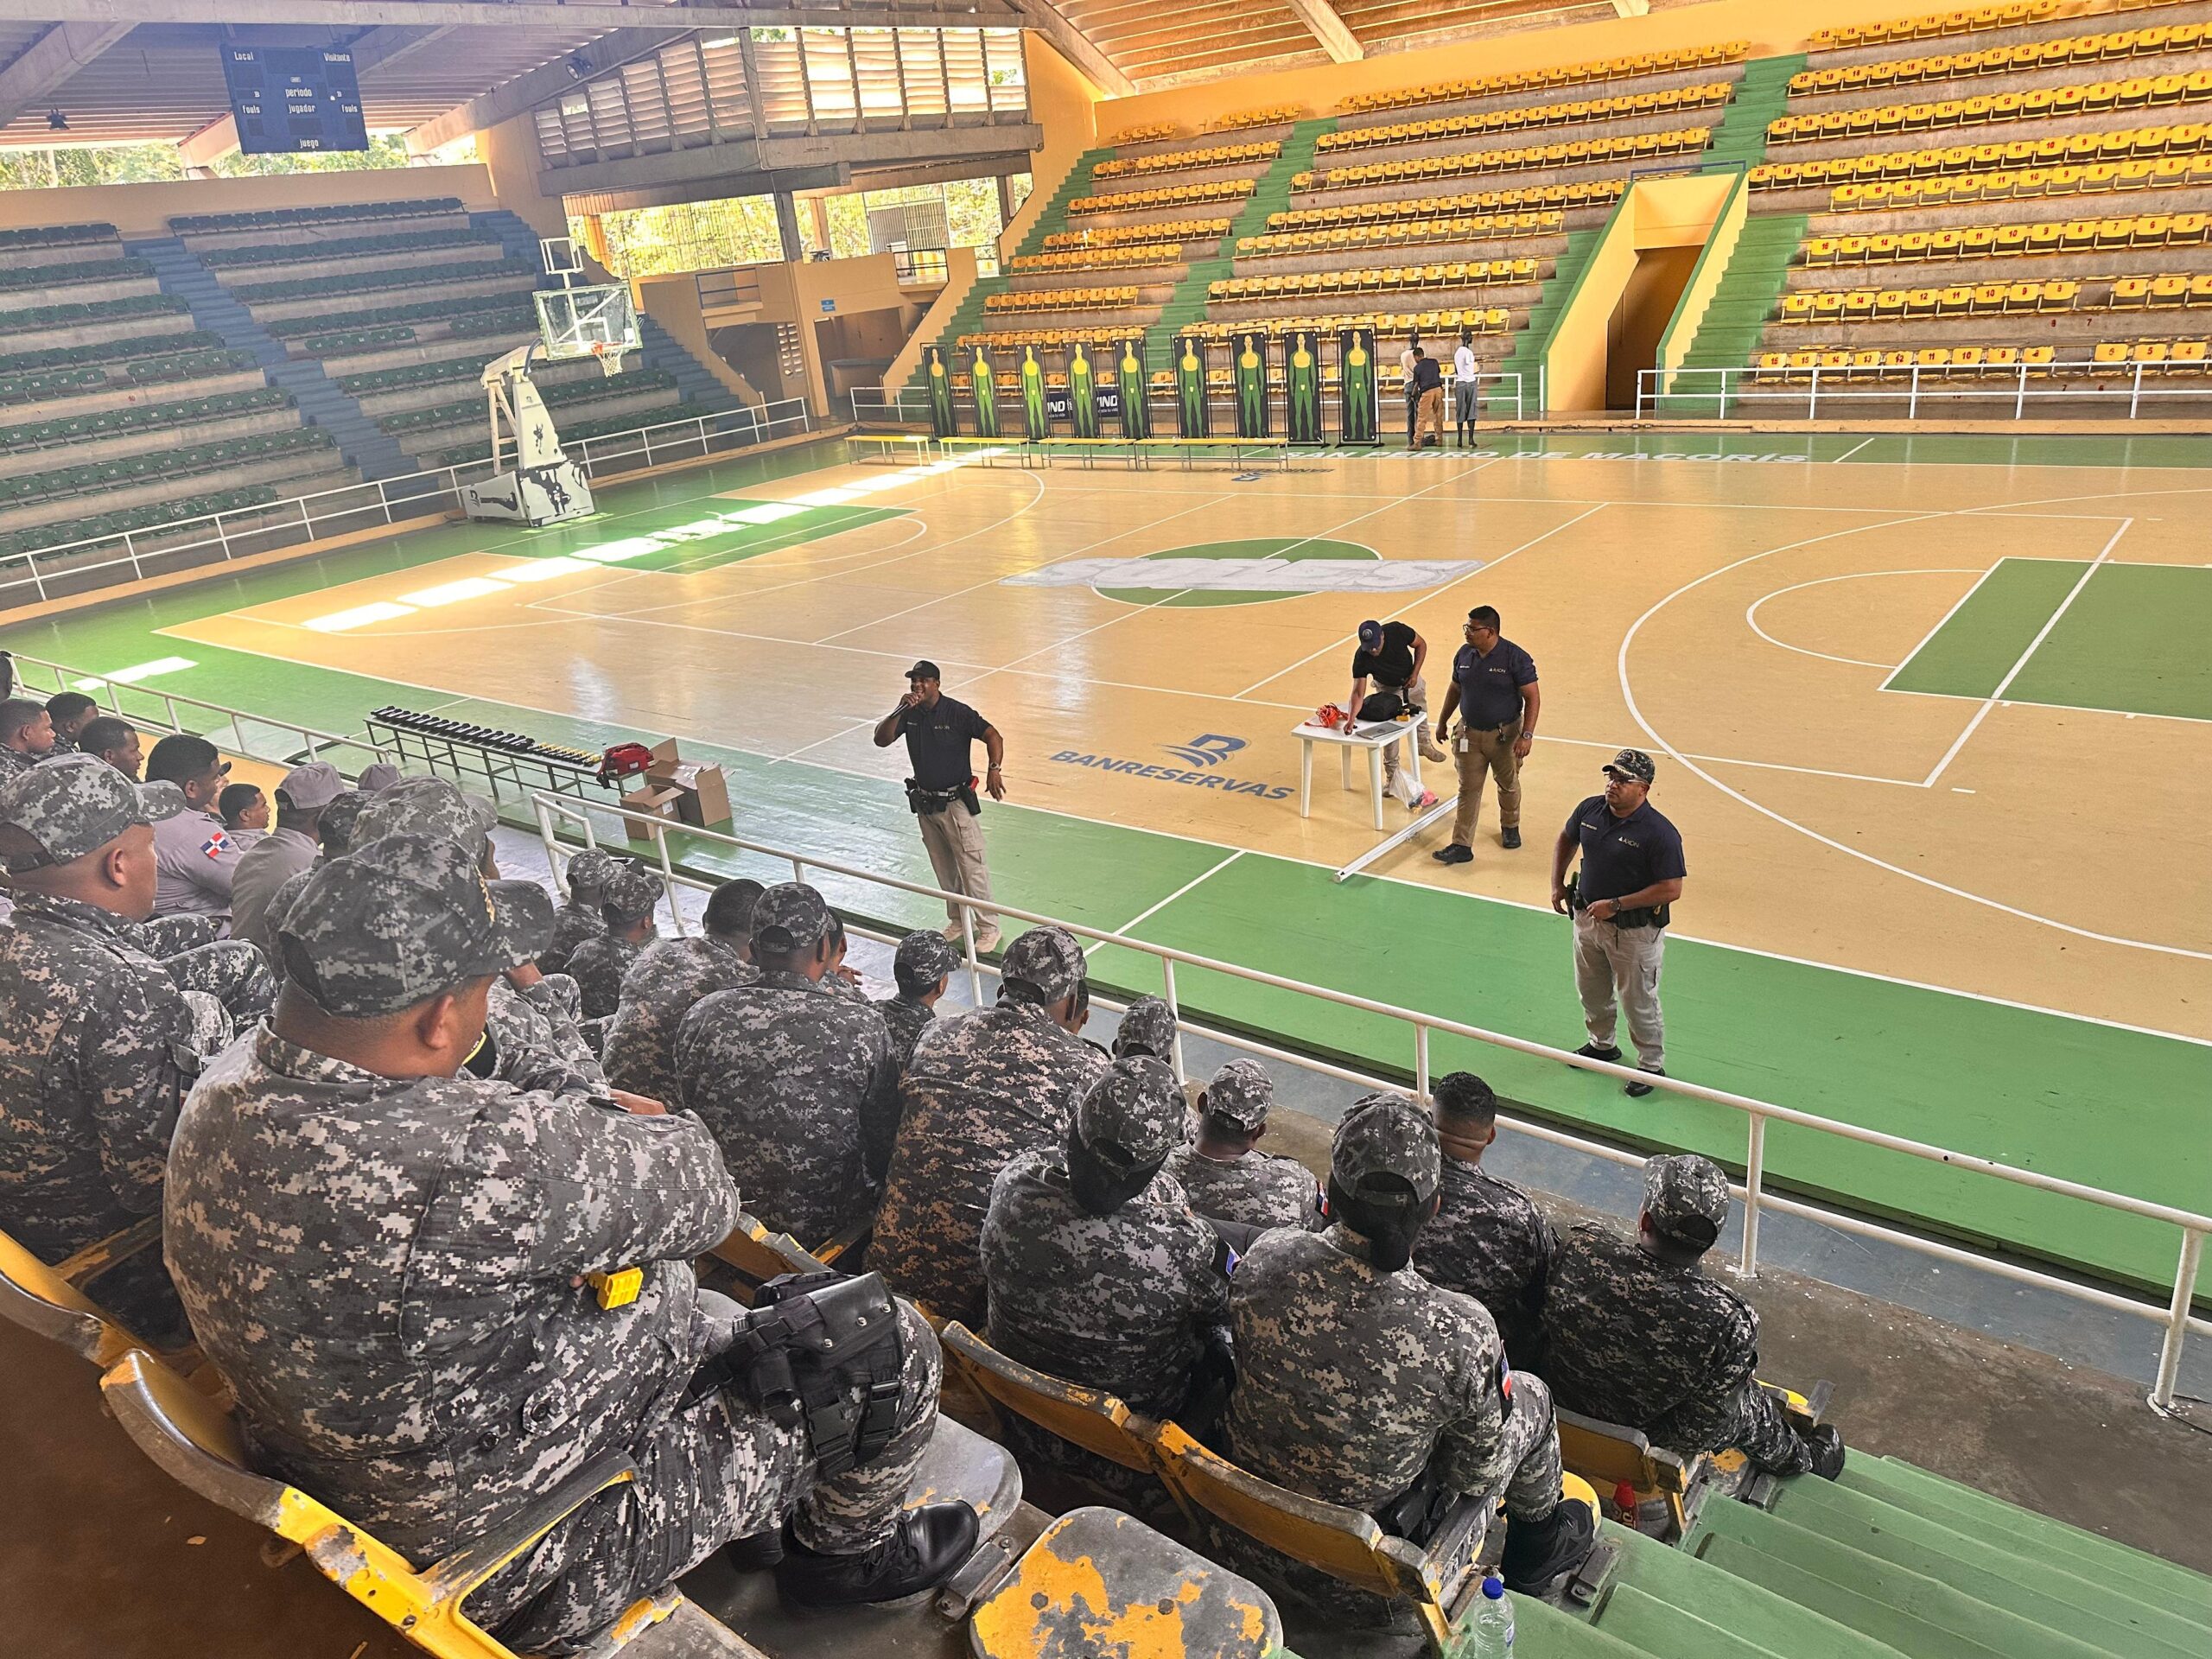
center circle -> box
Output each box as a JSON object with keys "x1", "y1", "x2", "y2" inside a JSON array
[{"x1": 1096, "y1": 537, "x2": 1380, "y2": 608}]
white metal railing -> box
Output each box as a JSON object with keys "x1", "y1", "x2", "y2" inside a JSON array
[
  {"x1": 6, "y1": 651, "x2": 393, "y2": 774},
  {"x1": 850, "y1": 371, "x2": 1532, "y2": 433},
  {"x1": 0, "y1": 399, "x2": 812, "y2": 612},
  {"x1": 531, "y1": 791, "x2": 2212, "y2": 1414},
  {"x1": 1637, "y1": 361, "x2": 2212, "y2": 421}
]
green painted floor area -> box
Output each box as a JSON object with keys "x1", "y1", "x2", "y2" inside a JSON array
[
  {"x1": 10, "y1": 434, "x2": 2209, "y2": 1300},
  {"x1": 1887, "y1": 559, "x2": 2212, "y2": 721},
  {"x1": 1885, "y1": 558, "x2": 2087, "y2": 699},
  {"x1": 1465, "y1": 429, "x2": 2212, "y2": 469}
]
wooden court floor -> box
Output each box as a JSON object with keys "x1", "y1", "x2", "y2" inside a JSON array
[{"x1": 154, "y1": 437, "x2": 2212, "y2": 1040}]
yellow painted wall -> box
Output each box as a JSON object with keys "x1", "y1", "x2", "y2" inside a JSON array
[
  {"x1": 883, "y1": 245, "x2": 982, "y2": 392},
  {"x1": 1545, "y1": 172, "x2": 1736, "y2": 412},
  {"x1": 632, "y1": 273, "x2": 764, "y2": 403},
  {"x1": 999, "y1": 35, "x2": 1099, "y2": 261},
  {"x1": 0, "y1": 162, "x2": 497, "y2": 238},
  {"x1": 1656, "y1": 169, "x2": 1750, "y2": 376},
  {"x1": 478, "y1": 113, "x2": 570, "y2": 239}
]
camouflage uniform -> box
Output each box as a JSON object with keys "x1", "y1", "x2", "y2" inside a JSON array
[
  {"x1": 1418, "y1": 1158, "x2": 1556, "y2": 1368},
  {"x1": 874, "y1": 930, "x2": 960, "y2": 1070},
  {"x1": 872, "y1": 927, "x2": 1107, "y2": 1326},
  {"x1": 475, "y1": 881, "x2": 605, "y2": 1096},
  {"x1": 1540, "y1": 1154, "x2": 1808, "y2": 1474},
  {"x1": 1218, "y1": 1095, "x2": 1564, "y2": 1627},
  {"x1": 1163, "y1": 1059, "x2": 1323, "y2": 1233},
  {"x1": 0, "y1": 757, "x2": 272, "y2": 1262},
  {"x1": 568, "y1": 861, "x2": 664, "y2": 1021},
  {"x1": 601, "y1": 935, "x2": 753, "y2": 1102},
  {"x1": 675, "y1": 887, "x2": 898, "y2": 1247},
  {"x1": 543, "y1": 849, "x2": 620, "y2": 978},
  {"x1": 1109, "y1": 995, "x2": 1179, "y2": 1063},
  {"x1": 165, "y1": 834, "x2": 945, "y2": 1654}
]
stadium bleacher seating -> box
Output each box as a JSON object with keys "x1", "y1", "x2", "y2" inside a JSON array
[
  {"x1": 982, "y1": 284, "x2": 1146, "y2": 313},
  {"x1": 1010, "y1": 241, "x2": 1188, "y2": 272},
  {"x1": 1091, "y1": 139, "x2": 1281, "y2": 180},
  {"x1": 1337, "y1": 39, "x2": 1745, "y2": 116},
  {"x1": 1066, "y1": 178, "x2": 1258, "y2": 215}
]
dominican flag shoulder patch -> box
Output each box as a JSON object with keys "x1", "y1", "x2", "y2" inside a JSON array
[{"x1": 200, "y1": 829, "x2": 231, "y2": 860}]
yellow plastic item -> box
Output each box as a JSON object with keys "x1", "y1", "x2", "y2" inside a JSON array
[{"x1": 588, "y1": 1267, "x2": 643, "y2": 1309}]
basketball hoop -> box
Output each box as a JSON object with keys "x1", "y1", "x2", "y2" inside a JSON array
[{"x1": 588, "y1": 340, "x2": 630, "y2": 379}]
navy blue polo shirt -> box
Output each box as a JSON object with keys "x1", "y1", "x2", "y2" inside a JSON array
[
  {"x1": 1565, "y1": 794, "x2": 1686, "y2": 907},
  {"x1": 1453, "y1": 637, "x2": 1538, "y2": 729},
  {"x1": 896, "y1": 695, "x2": 989, "y2": 791}
]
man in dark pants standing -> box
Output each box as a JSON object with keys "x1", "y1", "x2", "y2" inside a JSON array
[
  {"x1": 1408, "y1": 345, "x2": 1445, "y2": 448},
  {"x1": 1433, "y1": 606, "x2": 1540, "y2": 866},
  {"x1": 874, "y1": 661, "x2": 1007, "y2": 953},
  {"x1": 1552, "y1": 749, "x2": 1686, "y2": 1097}
]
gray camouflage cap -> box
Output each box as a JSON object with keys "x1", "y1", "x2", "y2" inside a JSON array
[
  {"x1": 352, "y1": 776, "x2": 498, "y2": 855},
  {"x1": 893, "y1": 928, "x2": 959, "y2": 985},
  {"x1": 563, "y1": 847, "x2": 619, "y2": 904},
  {"x1": 750, "y1": 881, "x2": 830, "y2": 955},
  {"x1": 1000, "y1": 925, "x2": 1087, "y2": 1003},
  {"x1": 601, "y1": 859, "x2": 664, "y2": 926},
  {"x1": 1202, "y1": 1058, "x2": 1274, "y2": 1132},
  {"x1": 1644, "y1": 1153, "x2": 1728, "y2": 1246},
  {"x1": 1110, "y1": 995, "x2": 1178, "y2": 1061},
  {"x1": 1074, "y1": 1055, "x2": 1183, "y2": 1165},
  {"x1": 277, "y1": 833, "x2": 549, "y2": 1018},
  {"x1": 487, "y1": 877, "x2": 556, "y2": 959},
  {"x1": 317, "y1": 790, "x2": 368, "y2": 854},
  {"x1": 1332, "y1": 1092, "x2": 1440, "y2": 1201},
  {"x1": 0, "y1": 753, "x2": 188, "y2": 872}
]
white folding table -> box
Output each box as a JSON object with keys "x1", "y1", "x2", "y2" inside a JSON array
[{"x1": 1292, "y1": 717, "x2": 1425, "y2": 832}]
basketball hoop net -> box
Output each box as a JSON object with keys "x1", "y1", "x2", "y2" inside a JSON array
[{"x1": 588, "y1": 340, "x2": 631, "y2": 379}]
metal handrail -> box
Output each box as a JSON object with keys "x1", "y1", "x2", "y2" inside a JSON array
[
  {"x1": 530, "y1": 790, "x2": 2210, "y2": 1414},
  {"x1": 0, "y1": 399, "x2": 813, "y2": 609},
  {"x1": 851, "y1": 372, "x2": 1530, "y2": 430},
  {"x1": 5, "y1": 651, "x2": 393, "y2": 772},
  {"x1": 1637, "y1": 360, "x2": 2212, "y2": 421}
]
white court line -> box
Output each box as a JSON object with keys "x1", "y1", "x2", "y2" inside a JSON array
[
  {"x1": 1834, "y1": 437, "x2": 1877, "y2": 463},
  {"x1": 1744, "y1": 569, "x2": 1982, "y2": 673},
  {"x1": 1084, "y1": 850, "x2": 1244, "y2": 956},
  {"x1": 170, "y1": 627, "x2": 2212, "y2": 1047},
  {"x1": 1920, "y1": 519, "x2": 2131, "y2": 788},
  {"x1": 1615, "y1": 513, "x2": 2210, "y2": 963},
  {"x1": 1878, "y1": 559, "x2": 2011, "y2": 693}
]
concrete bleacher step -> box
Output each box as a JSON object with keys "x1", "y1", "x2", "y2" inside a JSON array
[
  {"x1": 1488, "y1": 225, "x2": 1601, "y2": 411},
  {"x1": 1703, "y1": 53, "x2": 1809, "y2": 172},
  {"x1": 1680, "y1": 212, "x2": 1811, "y2": 372},
  {"x1": 126, "y1": 236, "x2": 415, "y2": 481},
  {"x1": 1595, "y1": 1582, "x2": 1808, "y2": 1659},
  {"x1": 1597, "y1": 1521, "x2": 1903, "y2": 1658},
  {"x1": 1829, "y1": 1457, "x2": 2212, "y2": 1622}
]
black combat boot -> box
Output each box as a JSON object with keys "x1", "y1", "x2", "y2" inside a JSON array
[
  {"x1": 1802, "y1": 1424, "x2": 1847, "y2": 1480},
  {"x1": 1499, "y1": 1492, "x2": 1598, "y2": 1594},
  {"x1": 775, "y1": 1503, "x2": 979, "y2": 1606}
]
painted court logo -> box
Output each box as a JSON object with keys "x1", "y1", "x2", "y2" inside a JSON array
[
  {"x1": 1163, "y1": 734, "x2": 1246, "y2": 768},
  {"x1": 1051, "y1": 734, "x2": 1290, "y2": 801}
]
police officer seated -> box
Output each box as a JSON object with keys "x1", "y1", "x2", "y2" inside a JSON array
[
  {"x1": 0, "y1": 757, "x2": 273, "y2": 1287},
  {"x1": 1217, "y1": 1094, "x2": 1597, "y2": 1629},
  {"x1": 874, "y1": 928, "x2": 959, "y2": 1070},
  {"x1": 1415, "y1": 1072, "x2": 1555, "y2": 1369},
  {"x1": 1540, "y1": 1154, "x2": 1845, "y2": 1481},
  {"x1": 981, "y1": 1056, "x2": 1232, "y2": 1497},
  {"x1": 674, "y1": 883, "x2": 899, "y2": 1249},
  {"x1": 566, "y1": 859, "x2": 664, "y2": 1021},
  {"x1": 1109, "y1": 994, "x2": 1178, "y2": 1063},
  {"x1": 163, "y1": 834, "x2": 978, "y2": 1655},
  {"x1": 1163, "y1": 1059, "x2": 1325, "y2": 1234},
  {"x1": 543, "y1": 847, "x2": 619, "y2": 977},
  {"x1": 603, "y1": 877, "x2": 761, "y2": 1102}
]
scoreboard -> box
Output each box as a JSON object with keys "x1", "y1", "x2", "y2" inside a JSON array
[{"x1": 220, "y1": 46, "x2": 369, "y2": 155}]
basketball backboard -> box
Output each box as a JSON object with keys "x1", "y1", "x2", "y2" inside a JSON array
[{"x1": 536, "y1": 283, "x2": 642, "y2": 367}]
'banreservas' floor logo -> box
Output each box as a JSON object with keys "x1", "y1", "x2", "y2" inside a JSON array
[{"x1": 1050, "y1": 734, "x2": 1293, "y2": 800}]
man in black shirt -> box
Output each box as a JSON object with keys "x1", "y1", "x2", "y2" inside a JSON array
[
  {"x1": 873, "y1": 661, "x2": 1006, "y2": 952},
  {"x1": 1408, "y1": 345, "x2": 1445, "y2": 448},
  {"x1": 1550, "y1": 749, "x2": 1686, "y2": 1097},
  {"x1": 1349, "y1": 619, "x2": 1448, "y2": 791}
]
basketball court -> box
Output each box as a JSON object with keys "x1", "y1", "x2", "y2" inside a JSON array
[{"x1": 16, "y1": 430, "x2": 2210, "y2": 1292}]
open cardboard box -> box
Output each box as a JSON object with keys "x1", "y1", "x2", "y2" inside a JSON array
[{"x1": 621, "y1": 739, "x2": 730, "y2": 842}]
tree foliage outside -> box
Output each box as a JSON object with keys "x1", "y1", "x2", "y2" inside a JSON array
[{"x1": 0, "y1": 132, "x2": 464, "y2": 192}]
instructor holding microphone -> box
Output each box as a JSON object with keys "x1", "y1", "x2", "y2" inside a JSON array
[{"x1": 875, "y1": 661, "x2": 1007, "y2": 953}]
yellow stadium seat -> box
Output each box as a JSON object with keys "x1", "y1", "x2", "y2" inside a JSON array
[
  {"x1": 1937, "y1": 285, "x2": 1974, "y2": 315},
  {"x1": 2191, "y1": 275, "x2": 2212, "y2": 306},
  {"x1": 2093, "y1": 340, "x2": 2133, "y2": 367},
  {"x1": 2148, "y1": 276, "x2": 2190, "y2": 308},
  {"x1": 2172, "y1": 340, "x2": 2209, "y2": 368},
  {"x1": 2023, "y1": 344, "x2": 2056, "y2": 370},
  {"x1": 1986, "y1": 346, "x2": 2021, "y2": 369}
]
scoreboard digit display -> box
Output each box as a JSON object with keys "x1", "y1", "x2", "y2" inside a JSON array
[{"x1": 220, "y1": 46, "x2": 369, "y2": 155}]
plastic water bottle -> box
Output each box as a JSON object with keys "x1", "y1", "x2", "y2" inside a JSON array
[{"x1": 1470, "y1": 1574, "x2": 1514, "y2": 1655}]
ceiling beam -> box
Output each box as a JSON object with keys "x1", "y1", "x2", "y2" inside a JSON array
[
  {"x1": 178, "y1": 24, "x2": 459, "y2": 167},
  {"x1": 1014, "y1": 0, "x2": 1135, "y2": 98},
  {"x1": 404, "y1": 25, "x2": 671, "y2": 155},
  {"x1": 0, "y1": 1, "x2": 1025, "y2": 27},
  {"x1": 1281, "y1": 0, "x2": 1361, "y2": 63},
  {"x1": 0, "y1": 19, "x2": 131, "y2": 130}
]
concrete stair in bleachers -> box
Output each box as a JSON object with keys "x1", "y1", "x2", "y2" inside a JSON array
[
  {"x1": 1556, "y1": 1455, "x2": 2212, "y2": 1659},
  {"x1": 127, "y1": 235, "x2": 416, "y2": 481},
  {"x1": 1673, "y1": 211, "x2": 1812, "y2": 406},
  {"x1": 1703, "y1": 54, "x2": 1808, "y2": 174},
  {"x1": 1487, "y1": 226, "x2": 1602, "y2": 416}
]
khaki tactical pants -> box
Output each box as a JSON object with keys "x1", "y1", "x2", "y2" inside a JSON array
[
  {"x1": 918, "y1": 801, "x2": 998, "y2": 932},
  {"x1": 1573, "y1": 910, "x2": 1667, "y2": 1070},
  {"x1": 1376, "y1": 672, "x2": 1434, "y2": 783},
  {"x1": 1413, "y1": 386, "x2": 1445, "y2": 445},
  {"x1": 1451, "y1": 719, "x2": 1522, "y2": 845}
]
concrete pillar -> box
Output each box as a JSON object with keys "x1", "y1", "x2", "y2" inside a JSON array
[
  {"x1": 996, "y1": 173, "x2": 1017, "y2": 231},
  {"x1": 772, "y1": 190, "x2": 804, "y2": 263}
]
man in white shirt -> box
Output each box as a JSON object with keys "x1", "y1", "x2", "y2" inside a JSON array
[
  {"x1": 1452, "y1": 331, "x2": 1480, "y2": 448},
  {"x1": 1397, "y1": 334, "x2": 1420, "y2": 442}
]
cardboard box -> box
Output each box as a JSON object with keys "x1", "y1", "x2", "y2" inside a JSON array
[
  {"x1": 621, "y1": 784, "x2": 684, "y2": 842},
  {"x1": 643, "y1": 739, "x2": 731, "y2": 830}
]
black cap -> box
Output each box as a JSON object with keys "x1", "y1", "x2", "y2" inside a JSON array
[
  {"x1": 906, "y1": 660, "x2": 941, "y2": 682},
  {"x1": 1603, "y1": 748, "x2": 1656, "y2": 785}
]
